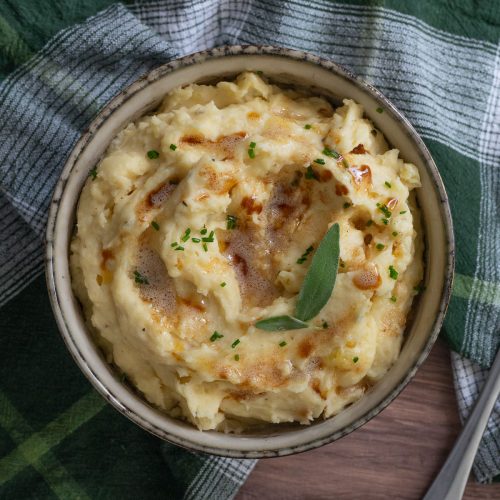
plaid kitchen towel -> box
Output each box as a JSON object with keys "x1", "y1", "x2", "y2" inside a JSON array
[{"x1": 0, "y1": 0, "x2": 499, "y2": 496}]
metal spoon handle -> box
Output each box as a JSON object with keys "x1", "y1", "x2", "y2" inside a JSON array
[{"x1": 423, "y1": 348, "x2": 500, "y2": 500}]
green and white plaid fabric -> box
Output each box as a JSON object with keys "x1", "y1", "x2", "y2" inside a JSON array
[{"x1": 0, "y1": 0, "x2": 499, "y2": 496}]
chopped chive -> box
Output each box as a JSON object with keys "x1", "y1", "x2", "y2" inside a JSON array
[
  {"x1": 181, "y1": 228, "x2": 191, "y2": 242},
  {"x1": 279, "y1": 341, "x2": 287, "y2": 347},
  {"x1": 342, "y1": 158, "x2": 349, "y2": 168},
  {"x1": 343, "y1": 202, "x2": 351, "y2": 209},
  {"x1": 376, "y1": 107, "x2": 384, "y2": 113},
  {"x1": 322, "y1": 321, "x2": 328, "y2": 329},
  {"x1": 366, "y1": 219, "x2": 373, "y2": 227},
  {"x1": 174, "y1": 246, "x2": 185, "y2": 251},
  {"x1": 353, "y1": 356, "x2": 359, "y2": 363},
  {"x1": 400, "y1": 210, "x2": 407, "y2": 214},
  {"x1": 381, "y1": 218, "x2": 389, "y2": 225},
  {"x1": 304, "y1": 124, "x2": 312, "y2": 129},
  {"x1": 305, "y1": 165, "x2": 319, "y2": 180},
  {"x1": 226, "y1": 215, "x2": 238, "y2": 230},
  {"x1": 133, "y1": 270, "x2": 149, "y2": 285},
  {"x1": 322, "y1": 147, "x2": 340, "y2": 159},
  {"x1": 314, "y1": 158, "x2": 325, "y2": 165},
  {"x1": 220, "y1": 282, "x2": 226, "y2": 287},
  {"x1": 200, "y1": 226, "x2": 208, "y2": 235},
  {"x1": 377, "y1": 204, "x2": 392, "y2": 218},
  {"x1": 89, "y1": 167, "x2": 97, "y2": 180},
  {"x1": 170, "y1": 242, "x2": 178, "y2": 248},
  {"x1": 202, "y1": 242, "x2": 208, "y2": 252},
  {"x1": 385, "y1": 181, "x2": 392, "y2": 188},
  {"x1": 210, "y1": 331, "x2": 224, "y2": 342},
  {"x1": 191, "y1": 237, "x2": 201, "y2": 243},
  {"x1": 390, "y1": 296, "x2": 397, "y2": 302},
  {"x1": 297, "y1": 245, "x2": 314, "y2": 264},
  {"x1": 234, "y1": 354, "x2": 240, "y2": 361},
  {"x1": 392, "y1": 231, "x2": 398, "y2": 237},
  {"x1": 231, "y1": 339, "x2": 240, "y2": 348},
  {"x1": 389, "y1": 265, "x2": 398, "y2": 280},
  {"x1": 169, "y1": 144, "x2": 177, "y2": 151},
  {"x1": 147, "y1": 150, "x2": 159, "y2": 159},
  {"x1": 376, "y1": 243, "x2": 385, "y2": 250},
  {"x1": 151, "y1": 221, "x2": 160, "y2": 231},
  {"x1": 249, "y1": 141, "x2": 256, "y2": 149},
  {"x1": 248, "y1": 148, "x2": 255, "y2": 159}
]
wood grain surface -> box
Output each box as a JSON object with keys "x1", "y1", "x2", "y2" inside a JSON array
[{"x1": 237, "y1": 340, "x2": 500, "y2": 500}]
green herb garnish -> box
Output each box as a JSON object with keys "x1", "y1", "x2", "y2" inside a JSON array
[
  {"x1": 248, "y1": 141, "x2": 256, "y2": 159},
  {"x1": 414, "y1": 284, "x2": 426, "y2": 293},
  {"x1": 389, "y1": 265, "x2": 398, "y2": 280},
  {"x1": 390, "y1": 296, "x2": 397, "y2": 302},
  {"x1": 169, "y1": 144, "x2": 177, "y2": 151},
  {"x1": 151, "y1": 221, "x2": 160, "y2": 231},
  {"x1": 400, "y1": 211, "x2": 407, "y2": 215},
  {"x1": 381, "y1": 218, "x2": 389, "y2": 225},
  {"x1": 295, "y1": 223, "x2": 340, "y2": 321},
  {"x1": 304, "y1": 124, "x2": 312, "y2": 129},
  {"x1": 353, "y1": 356, "x2": 359, "y2": 363},
  {"x1": 322, "y1": 147, "x2": 340, "y2": 159},
  {"x1": 210, "y1": 331, "x2": 224, "y2": 342},
  {"x1": 385, "y1": 181, "x2": 392, "y2": 188},
  {"x1": 202, "y1": 242, "x2": 208, "y2": 252},
  {"x1": 343, "y1": 202, "x2": 351, "y2": 209},
  {"x1": 279, "y1": 341, "x2": 287, "y2": 347},
  {"x1": 231, "y1": 339, "x2": 240, "y2": 348},
  {"x1": 181, "y1": 228, "x2": 191, "y2": 242},
  {"x1": 227, "y1": 215, "x2": 238, "y2": 230},
  {"x1": 366, "y1": 219, "x2": 373, "y2": 227},
  {"x1": 305, "y1": 165, "x2": 319, "y2": 180},
  {"x1": 377, "y1": 203, "x2": 392, "y2": 218},
  {"x1": 376, "y1": 243, "x2": 385, "y2": 250},
  {"x1": 234, "y1": 354, "x2": 240, "y2": 361},
  {"x1": 297, "y1": 245, "x2": 314, "y2": 264},
  {"x1": 322, "y1": 321, "x2": 328, "y2": 329},
  {"x1": 220, "y1": 282, "x2": 226, "y2": 287},
  {"x1": 255, "y1": 316, "x2": 309, "y2": 331},
  {"x1": 147, "y1": 150, "x2": 160, "y2": 159},
  {"x1": 376, "y1": 107, "x2": 384, "y2": 113},
  {"x1": 191, "y1": 237, "x2": 201, "y2": 243},
  {"x1": 255, "y1": 223, "x2": 340, "y2": 330},
  {"x1": 200, "y1": 226, "x2": 208, "y2": 235},
  {"x1": 174, "y1": 246, "x2": 185, "y2": 251},
  {"x1": 133, "y1": 271, "x2": 149, "y2": 285},
  {"x1": 314, "y1": 158, "x2": 325, "y2": 165},
  {"x1": 170, "y1": 242, "x2": 178, "y2": 248},
  {"x1": 89, "y1": 167, "x2": 97, "y2": 180},
  {"x1": 392, "y1": 231, "x2": 398, "y2": 237}
]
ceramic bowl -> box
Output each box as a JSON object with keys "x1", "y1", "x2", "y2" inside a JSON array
[{"x1": 46, "y1": 45, "x2": 454, "y2": 458}]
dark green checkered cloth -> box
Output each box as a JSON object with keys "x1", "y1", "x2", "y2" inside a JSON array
[{"x1": 1, "y1": 0, "x2": 499, "y2": 496}]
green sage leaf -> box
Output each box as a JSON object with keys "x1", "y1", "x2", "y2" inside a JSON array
[
  {"x1": 295, "y1": 223, "x2": 340, "y2": 321},
  {"x1": 254, "y1": 315, "x2": 309, "y2": 331}
]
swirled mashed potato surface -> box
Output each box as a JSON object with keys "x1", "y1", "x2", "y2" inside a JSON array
[{"x1": 71, "y1": 72, "x2": 423, "y2": 431}]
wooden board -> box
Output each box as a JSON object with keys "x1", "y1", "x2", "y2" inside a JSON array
[{"x1": 237, "y1": 340, "x2": 500, "y2": 499}]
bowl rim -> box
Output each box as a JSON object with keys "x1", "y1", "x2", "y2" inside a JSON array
[{"x1": 45, "y1": 44, "x2": 455, "y2": 458}]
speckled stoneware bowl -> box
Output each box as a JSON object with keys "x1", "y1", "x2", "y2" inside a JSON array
[{"x1": 46, "y1": 45, "x2": 454, "y2": 458}]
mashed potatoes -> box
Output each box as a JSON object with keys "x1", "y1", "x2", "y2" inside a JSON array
[{"x1": 71, "y1": 72, "x2": 423, "y2": 431}]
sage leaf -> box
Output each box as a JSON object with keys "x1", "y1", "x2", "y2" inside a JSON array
[
  {"x1": 255, "y1": 315, "x2": 309, "y2": 331},
  {"x1": 295, "y1": 223, "x2": 340, "y2": 321}
]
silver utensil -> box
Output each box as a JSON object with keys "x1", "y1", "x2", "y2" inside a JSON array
[{"x1": 423, "y1": 348, "x2": 500, "y2": 500}]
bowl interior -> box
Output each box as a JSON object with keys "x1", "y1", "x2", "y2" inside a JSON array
[{"x1": 46, "y1": 48, "x2": 453, "y2": 458}]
